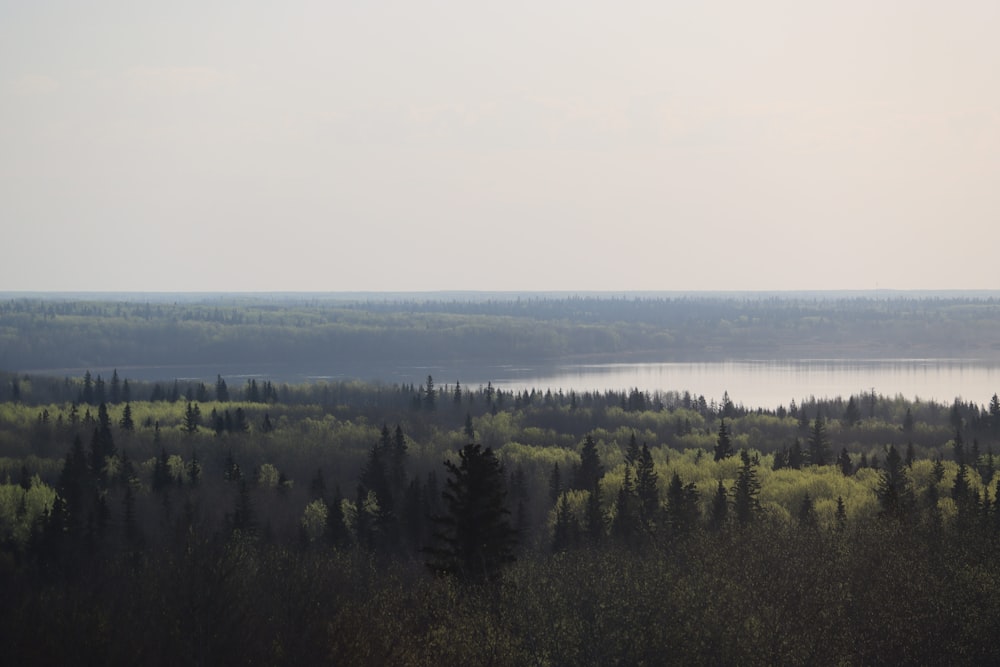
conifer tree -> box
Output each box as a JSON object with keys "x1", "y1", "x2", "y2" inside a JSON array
[
  {"x1": 836, "y1": 448, "x2": 853, "y2": 476},
  {"x1": 425, "y1": 444, "x2": 516, "y2": 581},
  {"x1": 552, "y1": 492, "x2": 579, "y2": 553},
  {"x1": 808, "y1": 415, "x2": 829, "y2": 466},
  {"x1": 876, "y1": 444, "x2": 912, "y2": 520},
  {"x1": 798, "y1": 492, "x2": 818, "y2": 529},
  {"x1": 584, "y1": 482, "x2": 606, "y2": 545},
  {"x1": 714, "y1": 418, "x2": 734, "y2": 461},
  {"x1": 119, "y1": 402, "x2": 135, "y2": 432},
  {"x1": 635, "y1": 444, "x2": 659, "y2": 530},
  {"x1": 575, "y1": 435, "x2": 604, "y2": 491},
  {"x1": 611, "y1": 465, "x2": 639, "y2": 545},
  {"x1": 548, "y1": 463, "x2": 562, "y2": 504},
  {"x1": 666, "y1": 472, "x2": 700, "y2": 536},
  {"x1": 709, "y1": 480, "x2": 728, "y2": 530},
  {"x1": 731, "y1": 449, "x2": 762, "y2": 525}
]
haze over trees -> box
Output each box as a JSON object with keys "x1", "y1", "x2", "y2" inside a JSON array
[{"x1": 3, "y1": 293, "x2": 1000, "y2": 376}]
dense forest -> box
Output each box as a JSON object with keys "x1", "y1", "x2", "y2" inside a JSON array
[
  {"x1": 3, "y1": 365, "x2": 1000, "y2": 664},
  {"x1": 3, "y1": 293, "x2": 1000, "y2": 376}
]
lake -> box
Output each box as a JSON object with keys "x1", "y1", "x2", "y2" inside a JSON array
[
  {"x1": 37, "y1": 358, "x2": 1000, "y2": 410},
  {"x1": 482, "y1": 359, "x2": 1000, "y2": 409}
]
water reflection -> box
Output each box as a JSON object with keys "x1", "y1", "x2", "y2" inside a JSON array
[{"x1": 489, "y1": 359, "x2": 1000, "y2": 409}]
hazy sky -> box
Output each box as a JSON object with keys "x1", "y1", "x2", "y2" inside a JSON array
[{"x1": 2, "y1": 2, "x2": 998, "y2": 292}]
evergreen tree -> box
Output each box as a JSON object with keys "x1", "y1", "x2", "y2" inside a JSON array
[
  {"x1": 635, "y1": 444, "x2": 659, "y2": 531},
  {"x1": 552, "y1": 492, "x2": 579, "y2": 553},
  {"x1": 709, "y1": 480, "x2": 728, "y2": 530},
  {"x1": 119, "y1": 402, "x2": 135, "y2": 432},
  {"x1": 425, "y1": 444, "x2": 517, "y2": 581},
  {"x1": 990, "y1": 393, "x2": 1000, "y2": 436},
  {"x1": 548, "y1": 463, "x2": 562, "y2": 504},
  {"x1": 183, "y1": 402, "x2": 201, "y2": 434},
  {"x1": 808, "y1": 415, "x2": 829, "y2": 466},
  {"x1": 625, "y1": 432, "x2": 640, "y2": 466},
  {"x1": 772, "y1": 447, "x2": 788, "y2": 471},
  {"x1": 835, "y1": 496, "x2": 847, "y2": 529},
  {"x1": 787, "y1": 439, "x2": 804, "y2": 470},
  {"x1": 423, "y1": 375, "x2": 436, "y2": 411},
  {"x1": 215, "y1": 375, "x2": 230, "y2": 402},
  {"x1": 798, "y1": 492, "x2": 818, "y2": 529},
  {"x1": 843, "y1": 396, "x2": 861, "y2": 426},
  {"x1": 110, "y1": 369, "x2": 121, "y2": 404},
  {"x1": 575, "y1": 435, "x2": 604, "y2": 491},
  {"x1": 731, "y1": 450, "x2": 762, "y2": 525},
  {"x1": 876, "y1": 444, "x2": 912, "y2": 520},
  {"x1": 836, "y1": 447, "x2": 853, "y2": 476},
  {"x1": 187, "y1": 449, "x2": 201, "y2": 486},
  {"x1": 611, "y1": 465, "x2": 639, "y2": 545},
  {"x1": 903, "y1": 407, "x2": 915, "y2": 434},
  {"x1": 584, "y1": 482, "x2": 606, "y2": 545},
  {"x1": 666, "y1": 471, "x2": 700, "y2": 536},
  {"x1": 714, "y1": 418, "x2": 734, "y2": 461}
]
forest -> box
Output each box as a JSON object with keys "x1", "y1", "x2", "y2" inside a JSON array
[
  {"x1": 3, "y1": 293, "x2": 1000, "y2": 377},
  {"x1": 3, "y1": 361, "x2": 1000, "y2": 665}
]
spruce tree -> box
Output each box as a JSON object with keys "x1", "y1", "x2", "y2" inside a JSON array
[
  {"x1": 425, "y1": 444, "x2": 516, "y2": 581},
  {"x1": 635, "y1": 444, "x2": 659, "y2": 531},
  {"x1": 552, "y1": 492, "x2": 578, "y2": 553},
  {"x1": 731, "y1": 450, "x2": 762, "y2": 525},
  {"x1": 808, "y1": 415, "x2": 829, "y2": 466},
  {"x1": 714, "y1": 418, "x2": 734, "y2": 461},
  {"x1": 575, "y1": 435, "x2": 604, "y2": 491},
  {"x1": 709, "y1": 480, "x2": 728, "y2": 531},
  {"x1": 836, "y1": 448, "x2": 853, "y2": 476},
  {"x1": 876, "y1": 444, "x2": 912, "y2": 520}
]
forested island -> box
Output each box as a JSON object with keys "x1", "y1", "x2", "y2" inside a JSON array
[{"x1": 3, "y1": 293, "x2": 1000, "y2": 664}]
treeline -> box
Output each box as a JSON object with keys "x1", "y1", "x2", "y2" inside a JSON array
[
  {"x1": 4, "y1": 294, "x2": 1000, "y2": 372},
  {"x1": 3, "y1": 370, "x2": 1000, "y2": 662}
]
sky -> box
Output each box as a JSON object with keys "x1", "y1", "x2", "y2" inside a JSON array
[{"x1": 2, "y1": 1, "x2": 999, "y2": 293}]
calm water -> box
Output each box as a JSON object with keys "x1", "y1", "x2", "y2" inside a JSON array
[
  {"x1": 486, "y1": 359, "x2": 1000, "y2": 409},
  {"x1": 40, "y1": 358, "x2": 1000, "y2": 410}
]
